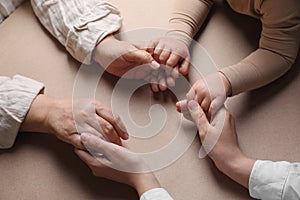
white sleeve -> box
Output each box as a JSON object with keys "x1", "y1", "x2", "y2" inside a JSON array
[
  {"x1": 30, "y1": 0, "x2": 122, "y2": 64},
  {"x1": 140, "y1": 188, "x2": 173, "y2": 200},
  {"x1": 249, "y1": 160, "x2": 300, "y2": 200},
  {"x1": 0, "y1": 75, "x2": 44, "y2": 149}
]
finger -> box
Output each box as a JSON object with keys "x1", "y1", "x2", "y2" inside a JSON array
[
  {"x1": 80, "y1": 133, "x2": 111, "y2": 156},
  {"x1": 166, "y1": 53, "x2": 181, "y2": 68},
  {"x1": 186, "y1": 87, "x2": 196, "y2": 101},
  {"x1": 98, "y1": 117, "x2": 122, "y2": 145},
  {"x1": 132, "y1": 40, "x2": 155, "y2": 55},
  {"x1": 200, "y1": 98, "x2": 211, "y2": 113},
  {"x1": 72, "y1": 134, "x2": 86, "y2": 150},
  {"x1": 153, "y1": 43, "x2": 164, "y2": 61},
  {"x1": 75, "y1": 149, "x2": 100, "y2": 167},
  {"x1": 208, "y1": 99, "x2": 223, "y2": 120},
  {"x1": 176, "y1": 100, "x2": 188, "y2": 113},
  {"x1": 95, "y1": 106, "x2": 128, "y2": 140},
  {"x1": 171, "y1": 66, "x2": 179, "y2": 79},
  {"x1": 179, "y1": 58, "x2": 190, "y2": 75},
  {"x1": 159, "y1": 50, "x2": 171, "y2": 65},
  {"x1": 187, "y1": 100, "x2": 210, "y2": 139},
  {"x1": 158, "y1": 73, "x2": 167, "y2": 91},
  {"x1": 123, "y1": 50, "x2": 159, "y2": 70},
  {"x1": 166, "y1": 76, "x2": 175, "y2": 87}
]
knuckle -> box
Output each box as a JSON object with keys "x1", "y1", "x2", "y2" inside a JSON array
[{"x1": 104, "y1": 124, "x2": 114, "y2": 134}]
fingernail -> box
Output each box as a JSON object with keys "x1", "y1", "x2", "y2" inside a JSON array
[
  {"x1": 123, "y1": 132, "x2": 129, "y2": 140},
  {"x1": 151, "y1": 61, "x2": 160, "y2": 69},
  {"x1": 188, "y1": 100, "x2": 199, "y2": 111},
  {"x1": 81, "y1": 133, "x2": 90, "y2": 142}
]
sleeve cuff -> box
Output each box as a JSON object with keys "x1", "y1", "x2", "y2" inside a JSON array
[
  {"x1": 140, "y1": 188, "x2": 173, "y2": 200},
  {"x1": 249, "y1": 160, "x2": 291, "y2": 200},
  {"x1": 66, "y1": 2, "x2": 122, "y2": 64},
  {"x1": 0, "y1": 75, "x2": 44, "y2": 149}
]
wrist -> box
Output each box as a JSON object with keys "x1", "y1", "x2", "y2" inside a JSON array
[
  {"x1": 130, "y1": 173, "x2": 161, "y2": 197},
  {"x1": 93, "y1": 34, "x2": 115, "y2": 63},
  {"x1": 213, "y1": 151, "x2": 255, "y2": 188},
  {"x1": 20, "y1": 95, "x2": 56, "y2": 133},
  {"x1": 218, "y1": 71, "x2": 232, "y2": 97}
]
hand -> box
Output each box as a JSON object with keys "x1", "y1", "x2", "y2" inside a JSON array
[
  {"x1": 149, "y1": 37, "x2": 190, "y2": 92},
  {"x1": 93, "y1": 35, "x2": 160, "y2": 79},
  {"x1": 176, "y1": 72, "x2": 232, "y2": 120},
  {"x1": 75, "y1": 133, "x2": 161, "y2": 196},
  {"x1": 20, "y1": 95, "x2": 128, "y2": 148},
  {"x1": 187, "y1": 100, "x2": 255, "y2": 188}
]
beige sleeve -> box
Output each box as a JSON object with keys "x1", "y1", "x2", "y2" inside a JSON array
[
  {"x1": 167, "y1": 0, "x2": 213, "y2": 46},
  {"x1": 30, "y1": 0, "x2": 122, "y2": 64},
  {"x1": 220, "y1": 0, "x2": 300, "y2": 95}
]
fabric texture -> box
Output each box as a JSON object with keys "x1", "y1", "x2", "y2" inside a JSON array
[
  {"x1": 0, "y1": 75, "x2": 44, "y2": 149},
  {"x1": 30, "y1": 0, "x2": 122, "y2": 64},
  {"x1": 168, "y1": 0, "x2": 300, "y2": 95},
  {"x1": 140, "y1": 188, "x2": 174, "y2": 200},
  {"x1": 249, "y1": 160, "x2": 300, "y2": 200},
  {"x1": 0, "y1": 0, "x2": 26, "y2": 23}
]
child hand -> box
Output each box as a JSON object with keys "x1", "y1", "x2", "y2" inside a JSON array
[{"x1": 176, "y1": 72, "x2": 232, "y2": 119}]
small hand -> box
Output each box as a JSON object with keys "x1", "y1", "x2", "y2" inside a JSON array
[
  {"x1": 149, "y1": 37, "x2": 190, "y2": 92},
  {"x1": 176, "y1": 72, "x2": 231, "y2": 120}
]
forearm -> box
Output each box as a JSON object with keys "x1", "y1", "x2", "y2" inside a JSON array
[
  {"x1": 30, "y1": 0, "x2": 122, "y2": 64},
  {"x1": 167, "y1": 0, "x2": 213, "y2": 46},
  {"x1": 213, "y1": 153, "x2": 255, "y2": 188},
  {"x1": 220, "y1": 49, "x2": 293, "y2": 95},
  {"x1": 19, "y1": 95, "x2": 55, "y2": 134}
]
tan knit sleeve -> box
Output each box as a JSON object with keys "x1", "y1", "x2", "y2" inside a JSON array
[
  {"x1": 220, "y1": 0, "x2": 300, "y2": 95},
  {"x1": 167, "y1": 0, "x2": 213, "y2": 46}
]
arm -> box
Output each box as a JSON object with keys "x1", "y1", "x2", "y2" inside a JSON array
[
  {"x1": 30, "y1": 0, "x2": 159, "y2": 79},
  {"x1": 75, "y1": 133, "x2": 173, "y2": 199},
  {"x1": 220, "y1": 0, "x2": 300, "y2": 95},
  {"x1": 187, "y1": 100, "x2": 300, "y2": 199},
  {"x1": 0, "y1": 75, "x2": 44, "y2": 149},
  {"x1": 30, "y1": 0, "x2": 122, "y2": 64}
]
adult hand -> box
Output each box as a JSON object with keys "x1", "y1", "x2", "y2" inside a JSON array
[
  {"x1": 187, "y1": 100, "x2": 255, "y2": 188},
  {"x1": 20, "y1": 95, "x2": 128, "y2": 149},
  {"x1": 75, "y1": 133, "x2": 161, "y2": 196},
  {"x1": 149, "y1": 37, "x2": 190, "y2": 92},
  {"x1": 176, "y1": 72, "x2": 231, "y2": 120},
  {"x1": 93, "y1": 35, "x2": 160, "y2": 80}
]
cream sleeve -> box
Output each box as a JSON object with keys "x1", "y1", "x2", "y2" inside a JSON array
[
  {"x1": 30, "y1": 0, "x2": 122, "y2": 64},
  {"x1": 0, "y1": 75, "x2": 44, "y2": 149},
  {"x1": 220, "y1": 0, "x2": 300, "y2": 95},
  {"x1": 167, "y1": 0, "x2": 213, "y2": 46}
]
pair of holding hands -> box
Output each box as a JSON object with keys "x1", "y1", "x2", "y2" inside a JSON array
[{"x1": 94, "y1": 35, "x2": 190, "y2": 92}]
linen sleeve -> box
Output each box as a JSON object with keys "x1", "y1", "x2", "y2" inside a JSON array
[
  {"x1": 140, "y1": 188, "x2": 173, "y2": 200},
  {"x1": 167, "y1": 0, "x2": 213, "y2": 46},
  {"x1": 249, "y1": 160, "x2": 300, "y2": 200},
  {"x1": 0, "y1": 75, "x2": 44, "y2": 149},
  {"x1": 30, "y1": 0, "x2": 122, "y2": 64},
  {"x1": 220, "y1": 0, "x2": 300, "y2": 95}
]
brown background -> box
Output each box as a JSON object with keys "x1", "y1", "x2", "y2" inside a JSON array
[{"x1": 0, "y1": 0, "x2": 299, "y2": 199}]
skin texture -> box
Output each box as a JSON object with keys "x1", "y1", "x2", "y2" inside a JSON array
[
  {"x1": 19, "y1": 95, "x2": 128, "y2": 148},
  {"x1": 187, "y1": 100, "x2": 255, "y2": 188},
  {"x1": 177, "y1": 72, "x2": 232, "y2": 120},
  {"x1": 75, "y1": 133, "x2": 161, "y2": 197}
]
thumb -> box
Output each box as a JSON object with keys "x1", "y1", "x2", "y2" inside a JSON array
[
  {"x1": 187, "y1": 100, "x2": 210, "y2": 140},
  {"x1": 123, "y1": 49, "x2": 160, "y2": 70}
]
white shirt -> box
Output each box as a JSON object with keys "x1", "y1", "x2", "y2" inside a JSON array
[
  {"x1": 0, "y1": 75, "x2": 44, "y2": 149},
  {"x1": 249, "y1": 160, "x2": 300, "y2": 200}
]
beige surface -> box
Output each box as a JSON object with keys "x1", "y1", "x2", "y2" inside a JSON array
[{"x1": 0, "y1": 1, "x2": 299, "y2": 200}]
